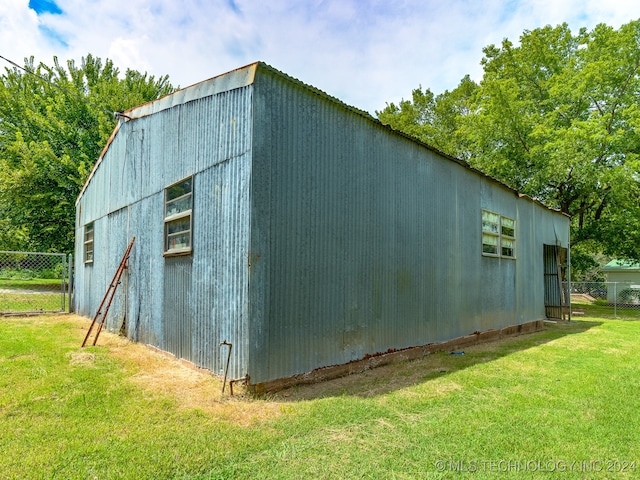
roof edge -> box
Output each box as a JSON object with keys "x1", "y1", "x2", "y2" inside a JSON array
[
  {"x1": 76, "y1": 61, "x2": 570, "y2": 218},
  {"x1": 254, "y1": 62, "x2": 569, "y2": 218},
  {"x1": 76, "y1": 63, "x2": 260, "y2": 205},
  {"x1": 603, "y1": 260, "x2": 640, "y2": 271},
  {"x1": 124, "y1": 62, "x2": 259, "y2": 119}
]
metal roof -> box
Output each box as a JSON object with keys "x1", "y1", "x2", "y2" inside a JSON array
[
  {"x1": 602, "y1": 260, "x2": 640, "y2": 271},
  {"x1": 76, "y1": 61, "x2": 569, "y2": 218}
]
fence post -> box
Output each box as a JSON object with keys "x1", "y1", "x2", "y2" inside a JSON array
[
  {"x1": 567, "y1": 244, "x2": 571, "y2": 322},
  {"x1": 61, "y1": 254, "x2": 66, "y2": 312},
  {"x1": 68, "y1": 253, "x2": 73, "y2": 313},
  {"x1": 614, "y1": 282, "x2": 617, "y2": 319}
]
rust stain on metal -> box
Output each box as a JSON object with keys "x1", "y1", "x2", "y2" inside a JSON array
[{"x1": 249, "y1": 320, "x2": 545, "y2": 394}]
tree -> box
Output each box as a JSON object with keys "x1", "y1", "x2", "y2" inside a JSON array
[
  {"x1": 378, "y1": 75, "x2": 477, "y2": 161},
  {"x1": 377, "y1": 21, "x2": 640, "y2": 268},
  {"x1": 0, "y1": 55, "x2": 175, "y2": 252}
]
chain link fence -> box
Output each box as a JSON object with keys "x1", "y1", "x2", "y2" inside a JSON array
[
  {"x1": 566, "y1": 281, "x2": 640, "y2": 319},
  {"x1": 0, "y1": 251, "x2": 72, "y2": 315}
]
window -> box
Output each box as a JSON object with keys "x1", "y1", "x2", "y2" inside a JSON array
[
  {"x1": 482, "y1": 211, "x2": 499, "y2": 255},
  {"x1": 164, "y1": 177, "x2": 193, "y2": 255},
  {"x1": 84, "y1": 222, "x2": 94, "y2": 264},
  {"x1": 482, "y1": 210, "x2": 516, "y2": 259},
  {"x1": 500, "y1": 217, "x2": 515, "y2": 258}
]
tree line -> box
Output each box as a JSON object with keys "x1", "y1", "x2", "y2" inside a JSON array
[
  {"x1": 378, "y1": 20, "x2": 640, "y2": 277},
  {"x1": 2, "y1": 21, "x2": 639, "y2": 277},
  {"x1": 0, "y1": 54, "x2": 174, "y2": 253}
]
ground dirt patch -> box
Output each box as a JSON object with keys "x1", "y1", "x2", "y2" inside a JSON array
[
  {"x1": 71, "y1": 315, "x2": 489, "y2": 412},
  {"x1": 82, "y1": 328, "x2": 285, "y2": 426},
  {"x1": 62, "y1": 315, "x2": 582, "y2": 417},
  {"x1": 69, "y1": 351, "x2": 95, "y2": 366}
]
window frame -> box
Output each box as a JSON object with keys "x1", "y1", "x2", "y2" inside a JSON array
[
  {"x1": 84, "y1": 222, "x2": 94, "y2": 264},
  {"x1": 482, "y1": 209, "x2": 516, "y2": 259},
  {"x1": 500, "y1": 216, "x2": 516, "y2": 258},
  {"x1": 163, "y1": 176, "x2": 193, "y2": 256}
]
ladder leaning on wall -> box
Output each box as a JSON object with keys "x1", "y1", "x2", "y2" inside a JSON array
[{"x1": 81, "y1": 237, "x2": 135, "y2": 347}]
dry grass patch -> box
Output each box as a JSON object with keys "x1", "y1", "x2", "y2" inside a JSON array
[
  {"x1": 69, "y1": 351, "x2": 95, "y2": 366},
  {"x1": 75, "y1": 323, "x2": 284, "y2": 426},
  {"x1": 27, "y1": 315, "x2": 600, "y2": 424}
]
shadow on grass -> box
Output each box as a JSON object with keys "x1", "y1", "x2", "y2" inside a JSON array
[{"x1": 268, "y1": 319, "x2": 603, "y2": 402}]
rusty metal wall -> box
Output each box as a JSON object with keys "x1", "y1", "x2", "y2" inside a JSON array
[
  {"x1": 103, "y1": 207, "x2": 130, "y2": 331},
  {"x1": 189, "y1": 157, "x2": 251, "y2": 378},
  {"x1": 163, "y1": 256, "x2": 193, "y2": 360},
  {"x1": 75, "y1": 63, "x2": 570, "y2": 386},
  {"x1": 248, "y1": 67, "x2": 570, "y2": 383},
  {"x1": 75, "y1": 83, "x2": 253, "y2": 380}
]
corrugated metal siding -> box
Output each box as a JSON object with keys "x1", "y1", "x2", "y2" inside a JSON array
[
  {"x1": 74, "y1": 215, "x2": 108, "y2": 318},
  {"x1": 190, "y1": 158, "x2": 251, "y2": 378},
  {"x1": 249, "y1": 69, "x2": 569, "y2": 383},
  {"x1": 103, "y1": 207, "x2": 130, "y2": 331},
  {"x1": 126, "y1": 196, "x2": 163, "y2": 346},
  {"x1": 164, "y1": 256, "x2": 193, "y2": 359},
  {"x1": 75, "y1": 63, "x2": 570, "y2": 386},
  {"x1": 75, "y1": 85, "x2": 252, "y2": 379}
]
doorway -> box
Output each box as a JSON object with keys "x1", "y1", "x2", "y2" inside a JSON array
[{"x1": 543, "y1": 244, "x2": 568, "y2": 319}]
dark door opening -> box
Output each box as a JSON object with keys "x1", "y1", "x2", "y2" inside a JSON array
[{"x1": 543, "y1": 244, "x2": 568, "y2": 319}]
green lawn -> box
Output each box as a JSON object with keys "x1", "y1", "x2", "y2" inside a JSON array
[
  {"x1": 1, "y1": 313, "x2": 639, "y2": 479},
  {"x1": 0, "y1": 278, "x2": 67, "y2": 312},
  {"x1": 0, "y1": 292, "x2": 64, "y2": 312},
  {"x1": 571, "y1": 300, "x2": 640, "y2": 320},
  {"x1": 0, "y1": 277, "x2": 65, "y2": 291}
]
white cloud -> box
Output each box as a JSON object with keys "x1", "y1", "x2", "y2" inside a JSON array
[
  {"x1": 107, "y1": 36, "x2": 152, "y2": 74},
  {"x1": 1, "y1": 0, "x2": 640, "y2": 113},
  {"x1": 0, "y1": 0, "x2": 48, "y2": 64}
]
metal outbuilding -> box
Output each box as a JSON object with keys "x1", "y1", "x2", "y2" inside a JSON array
[
  {"x1": 602, "y1": 260, "x2": 640, "y2": 305},
  {"x1": 74, "y1": 62, "x2": 570, "y2": 390}
]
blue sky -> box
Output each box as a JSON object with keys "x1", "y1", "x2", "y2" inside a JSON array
[
  {"x1": 28, "y1": 0, "x2": 62, "y2": 15},
  {"x1": 2, "y1": 0, "x2": 640, "y2": 114}
]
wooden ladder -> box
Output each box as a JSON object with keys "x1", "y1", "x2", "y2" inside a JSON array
[{"x1": 82, "y1": 237, "x2": 135, "y2": 347}]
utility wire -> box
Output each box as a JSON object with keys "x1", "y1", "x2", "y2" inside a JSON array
[{"x1": 0, "y1": 54, "x2": 129, "y2": 119}]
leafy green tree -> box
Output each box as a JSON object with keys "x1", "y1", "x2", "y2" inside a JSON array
[
  {"x1": 378, "y1": 75, "x2": 477, "y2": 160},
  {"x1": 378, "y1": 21, "x2": 640, "y2": 267},
  {"x1": 0, "y1": 55, "x2": 175, "y2": 252}
]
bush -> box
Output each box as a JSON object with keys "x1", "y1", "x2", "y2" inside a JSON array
[
  {"x1": 618, "y1": 288, "x2": 640, "y2": 305},
  {"x1": 0, "y1": 268, "x2": 36, "y2": 280},
  {"x1": 40, "y1": 263, "x2": 63, "y2": 279}
]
